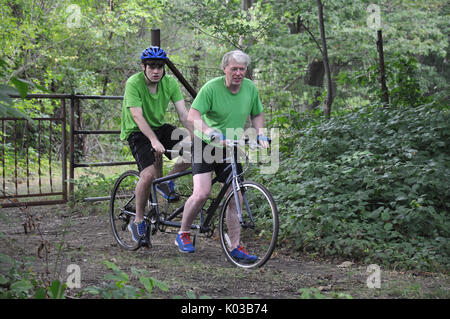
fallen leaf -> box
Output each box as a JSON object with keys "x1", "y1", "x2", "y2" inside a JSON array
[
  {"x1": 337, "y1": 261, "x2": 353, "y2": 268},
  {"x1": 317, "y1": 285, "x2": 332, "y2": 292}
]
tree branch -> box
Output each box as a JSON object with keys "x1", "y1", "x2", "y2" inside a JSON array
[{"x1": 300, "y1": 21, "x2": 323, "y2": 56}]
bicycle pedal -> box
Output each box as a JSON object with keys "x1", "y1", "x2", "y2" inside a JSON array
[
  {"x1": 139, "y1": 238, "x2": 152, "y2": 248},
  {"x1": 167, "y1": 195, "x2": 180, "y2": 203}
]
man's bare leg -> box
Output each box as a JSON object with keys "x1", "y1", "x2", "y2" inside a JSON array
[
  {"x1": 180, "y1": 172, "x2": 212, "y2": 232},
  {"x1": 135, "y1": 164, "x2": 158, "y2": 223},
  {"x1": 226, "y1": 188, "x2": 242, "y2": 249}
]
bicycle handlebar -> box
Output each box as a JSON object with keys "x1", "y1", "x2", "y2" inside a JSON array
[
  {"x1": 150, "y1": 136, "x2": 270, "y2": 157},
  {"x1": 165, "y1": 149, "x2": 190, "y2": 156},
  {"x1": 212, "y1": 135, "x2": 271, "y2": 149}
]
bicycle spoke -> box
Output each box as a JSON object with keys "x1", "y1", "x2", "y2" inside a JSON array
[
  {"x1": 219, "y1": 181, "x2": 278, "y2": 269},
  {"x1": 109, "y1": 170, "x2": 142, "y2": 251}
]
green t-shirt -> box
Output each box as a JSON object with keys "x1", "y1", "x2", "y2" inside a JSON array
[
  {"x1": 191, "y1": 76, "x2": 263, "y2": 142},
  {"x1": 120, "y1": 72, "x2": 183, "y2": 141}
]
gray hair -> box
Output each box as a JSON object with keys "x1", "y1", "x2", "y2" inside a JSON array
[{"x1": 221, "y1": 50, "x2": 251, "y2": 68}]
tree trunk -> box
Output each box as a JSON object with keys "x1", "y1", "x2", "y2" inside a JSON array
[
  {"x1": 317, "y1": 0, "x2": 333, "y2": 117},
  {"x1": 241, "y1": 0, "x2": 253, "y2": 11},
  {"x1": 305, "y1": 58, "x2": 325, "y2": 111},
  {"x1": 192, "y1": 34, "x2": 201, "y2": 91},
  {"x1": 288, "y1": 15, "x2": 303, "y2": 35},
  {"x1": 102, "y1": 0, "x2": 115, "y2": 96},
  {"x1": 239, "y1": 0, "x2": 254, "y2": 79},
  {"x1": 377, "y1": 30, "x2": 390, "y2": 106}
]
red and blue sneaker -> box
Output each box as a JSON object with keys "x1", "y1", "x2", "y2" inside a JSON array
[
  {"x1": 175, "y1": 232, "x2": 195, "y2": 253},
  {"x1": 230, "y1": 245, "x2": 257, "y2": 263}
]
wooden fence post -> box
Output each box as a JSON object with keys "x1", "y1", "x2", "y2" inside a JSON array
[
  {"x1": 151, "y1": 29, "x2": 163, "y2": 178},
  {"x1": 377, "y1": 30, "x2": 390, "y2": 106}
]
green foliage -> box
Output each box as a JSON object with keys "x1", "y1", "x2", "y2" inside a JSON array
[
  {"x1": 83, "y1": 260, "x2": 168, "y2": 299},
  {"x1": 2, "y1": 0, "x2": 448, "y2": 128},
  {"x1": 0, "y1": 58, "x2": 30, "y2": 118},
  {"x1": 171, "y1": 0, "x2": 274, "y2": 49},
  {"x1": 0, "y1": 253, "x2": 170, "y2": 299},
  {"x1": 339, "y1": 54, "x2": 434, "y2": 107},
  {"x1": 0, "y1": 253, "x2": 66, "y2": 299},
  {"x1": 298, "y1": 287, "x2": 353, "y2": 299},
  {"x1": 263, "y1": 104, "x2": 450, "y2": 271},
  {"x1": 0, "y1": 253, "x2": 35, "y2": 299},
  {"x1": 70, "y1": 169, "x2": 122, "y2": 204}
]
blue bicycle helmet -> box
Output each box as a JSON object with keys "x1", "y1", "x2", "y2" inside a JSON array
[{"x1": 140, "y1": 46, "x2": 168, "y2": 61}]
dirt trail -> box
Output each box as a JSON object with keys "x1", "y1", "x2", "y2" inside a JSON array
[{"x1": 0, "y1": 204, "x2": 448, "y2": 299}]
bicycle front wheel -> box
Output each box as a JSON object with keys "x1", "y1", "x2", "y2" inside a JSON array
[
  {"x1": 109, "y1": 170, "x2": 142, "y2": 251},
  {"x1": 219, "y1": 181, "x2": 279, "y2": 268}
]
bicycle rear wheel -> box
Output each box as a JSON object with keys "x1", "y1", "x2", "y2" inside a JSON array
[
  {"x1": 219, "y1": 181, "x2": 279, "y2": 268},
  {"x1": 109, "y1": 170, "x2": 143, "y2": 251}
]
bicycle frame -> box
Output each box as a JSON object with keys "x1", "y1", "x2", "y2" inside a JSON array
[
  {"x1": 148, "y1": 143, "x2": 251, "y2": 235},
  {"x1": 110, "y1": 136, "x2": 277, "y2": 267}
]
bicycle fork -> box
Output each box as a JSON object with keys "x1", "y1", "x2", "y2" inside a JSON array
[{"x1": 231, "y1": 176, "x2": 255, "y2": 229}]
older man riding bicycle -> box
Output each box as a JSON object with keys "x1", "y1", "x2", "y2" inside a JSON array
[{"x1": 175, "y1": 50, "x2": 269, "y2": 263}]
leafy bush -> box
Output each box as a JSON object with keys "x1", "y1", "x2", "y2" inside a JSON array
[
  {"x1": 0, "y1": 253, "x2": 66, "y2": 299},
  {"x1": 264, "y1": 104, "x2": 449, "y2": 271},
  {"x1": 83, "y1": 261, "x2": 168, "y2": 299},
  {"x1": 338, "y1": 54, "x2": 433, "y2": 108},
  {"x1": 70, "y1": 170, "x2": 121, "y2": 204}
]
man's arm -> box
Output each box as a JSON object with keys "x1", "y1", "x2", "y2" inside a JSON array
[
  {"x1": 251, "y1": 112, "x2": 269, "y2": 148},
  {"x1": 187, "y1": 108, "x2": 216, "y2": 137},
  {"x1": 173, "y1": 99, "x2": 193, "y2": 137},
  {"x1": 129, "y1": 107, "x2": 165, "y2": 153}
]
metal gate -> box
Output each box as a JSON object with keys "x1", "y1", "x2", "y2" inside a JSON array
[
  {"x1": 1, "y1": 95, "x2": 68, "y2": 207},
  {"x1": 0, "y1": 94, "x2": 136, "y2": 208}
]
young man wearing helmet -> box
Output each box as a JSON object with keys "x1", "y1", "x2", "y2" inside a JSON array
[{"x1": 120, "y1": 46, "x2": 192, "y2": 242}]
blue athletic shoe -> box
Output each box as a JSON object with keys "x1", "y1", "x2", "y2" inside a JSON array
[
  {"x1": 230, "y1": 245, "x2": 258, "y2": 263},
  {"x1": 175, "y1": 232, "x2": 195, "y2": 253},
  {"x1": 128, "y1": 219, "x2": 146, "y2": 243},
  {"x1": 156, "y1": 180, "x2": 180, "y2": 201}
]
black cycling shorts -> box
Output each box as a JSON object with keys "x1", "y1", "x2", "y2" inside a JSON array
[
  {"x1": 127, "y1": 124, "x2": 184, "y2": 172},
  {"x1": 191, "y1": 136, "x2": 242, "y2": 183}
]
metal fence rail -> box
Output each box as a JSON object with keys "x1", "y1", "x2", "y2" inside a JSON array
[
  {"x1": 1, "y1": 96, "x2": 68, "y2": 207},
  {"x1": 0, "y1": 94, "x2": 136, "y2": 208},
  {"x1": 67, "y1": 94, "x2": 129, "y2": 199}
]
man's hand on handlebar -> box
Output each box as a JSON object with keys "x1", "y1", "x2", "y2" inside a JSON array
[
  {"x1": 257, "y1": 134, "x2": 270, "y2": 149},
  {"x1": 209, "y1": 131, "x2": 227, "y2": 146},
  {"x1": 210, "y1": 131, "x2": 271, "y2": 149},
  {"x1": 150, "y1": 137, "x2": 166, "y2": 154}
]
